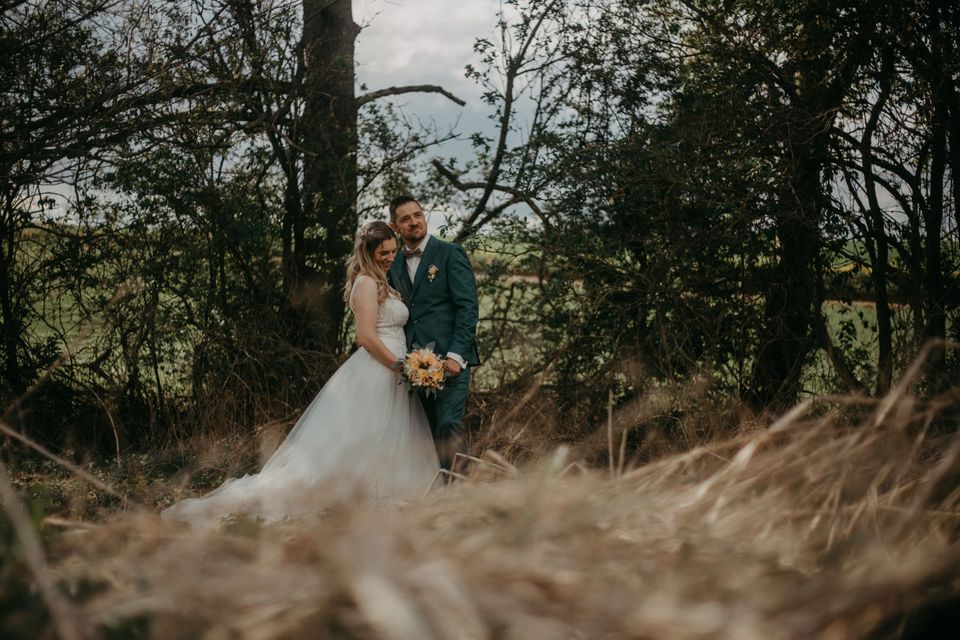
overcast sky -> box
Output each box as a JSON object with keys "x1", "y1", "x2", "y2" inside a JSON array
[
  {"x1": 354, "y1": 0, "x2": 497, "y2": 92},
  {"x1": 353, "y1": 0, "x2": 503, "y2": 224},
  {"x1": 41, "y1": 2, "x2": 506, "y2": 224}
]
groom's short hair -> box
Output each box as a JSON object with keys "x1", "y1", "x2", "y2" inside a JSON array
[{"x1": 389, "y1": 195, "x2": 420, "y2": 222}]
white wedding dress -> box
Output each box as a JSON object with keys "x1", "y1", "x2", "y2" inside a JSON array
[{"x1": 161, "y1": 294, "x2": 440, "y2": 527}]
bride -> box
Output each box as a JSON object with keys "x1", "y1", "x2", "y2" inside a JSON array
[{"x1": 162, "y1": 221, "x2": 440, "y2": 526}]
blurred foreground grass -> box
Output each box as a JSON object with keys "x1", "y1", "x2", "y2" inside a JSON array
[{"x1": 3, "y1": 387, "x2": 960, "y2": 639}]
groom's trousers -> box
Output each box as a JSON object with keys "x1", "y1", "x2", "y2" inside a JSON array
[{"x1": 422, "y1": 367, "x2": 470, "y2": 473}]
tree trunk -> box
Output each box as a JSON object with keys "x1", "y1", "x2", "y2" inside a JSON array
[
  {"x1": 949, "y1": 69, "x2": 960, "y2": 351},
  {"x1": 748, "y1": 2, "x2": 878, "y2": 411},
  {"x1": 921, "y1": 0, "x2": 953, "y2": 388},
  {"x1": 748, "y1": 83, "x2": 833, "y2": 410},
  {"x1": 748, "y1": 162, "x2": 821, "y2": 410},
  {"x1": 923, "y1": 86, "x2": 947, "y2": 380},
  {"x1": 297, "y1": 0, "x2": 359, "y2": 360},
  {"x1": 0, "y1": 199, "x2": 24, "y2": 397},
  {"x1": 862, "y1": 47, "x2": 895, "y2": 395}
]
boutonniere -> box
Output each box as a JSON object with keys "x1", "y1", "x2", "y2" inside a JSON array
[{"x1": 427, "y1": 265, "x2": 439, "y2": 282}]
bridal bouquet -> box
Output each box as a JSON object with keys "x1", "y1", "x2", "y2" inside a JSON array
[{"x1": 397, "y1": 343, "x2": 446, "y2": 397}]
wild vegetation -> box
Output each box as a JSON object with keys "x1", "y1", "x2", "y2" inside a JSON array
[
  {"x1": 1, "y1": 0, "x2": 959, "y2": 637},
  {"x1": 4, "y1": 365, "x2": 960, "y2": 639}
]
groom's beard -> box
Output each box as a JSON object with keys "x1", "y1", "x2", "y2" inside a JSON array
[{"x1": 403, "y1": 230, "x2": 426, "y2": 246}]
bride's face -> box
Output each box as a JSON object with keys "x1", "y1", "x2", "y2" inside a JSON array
[{"x1": 373, "y1": 238, "x2": 398, "y2": 271}]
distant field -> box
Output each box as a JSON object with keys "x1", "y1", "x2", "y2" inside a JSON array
[
  {"x1": 807, "y1": 299, "x2": 933, "y2": 395},
  {"x1": 18, "y1": 227, "x2": 951, "y2": 400}
]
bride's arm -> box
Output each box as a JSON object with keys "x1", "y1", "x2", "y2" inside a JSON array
[{"x1": 352, "y1": 276, "x2": 401, "y2": 370}]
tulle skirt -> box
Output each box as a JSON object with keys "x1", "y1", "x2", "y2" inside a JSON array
[{"x1": 161, "y1": 344, "x2": 439, "y2": 527}]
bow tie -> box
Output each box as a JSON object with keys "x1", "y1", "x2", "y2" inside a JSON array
[{"x1": 405, "y1": 248, "x2": 423, "y2": 259}]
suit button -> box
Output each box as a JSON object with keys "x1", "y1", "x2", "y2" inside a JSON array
[{"x1": 414, "y1": 320, "x2": 419, "y2": 325}]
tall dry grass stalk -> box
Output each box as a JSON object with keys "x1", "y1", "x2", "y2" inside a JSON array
[{"x1": 32, "y1": 386, "x2": 959, "y2": 640}]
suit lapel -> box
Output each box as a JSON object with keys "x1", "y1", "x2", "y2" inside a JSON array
[
  {"x1": 411, "y1": 236, "x2": 441, "y2": 298},
  {"x1": 391, "y1": 252, "x2": 413, "y2": 301}
]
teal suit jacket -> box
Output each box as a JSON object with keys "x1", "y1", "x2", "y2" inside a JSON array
[{"x1": 389, "y1": 236, "x2": 480, "y2": 367}]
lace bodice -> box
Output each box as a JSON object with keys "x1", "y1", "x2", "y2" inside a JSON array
[
  {"x1": 376, "y1": 295, "x2": 409, "y2": 355},
  {"x1": 348, "y1": 277, "x2": 408, "y2": 357}
]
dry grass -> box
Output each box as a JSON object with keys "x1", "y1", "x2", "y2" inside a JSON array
[{"x1": 3, "y1": 385, "x2": 954, "y2": 640}]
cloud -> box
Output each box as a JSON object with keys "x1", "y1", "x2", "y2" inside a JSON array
[
  {"x1": 353, "y1": 1, "x2": 502, "y2": 173},
  {"x1": 354, "y1": 0, "x2": 498, "y2": 93}
]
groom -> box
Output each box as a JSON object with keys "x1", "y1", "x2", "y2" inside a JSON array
[{"x1": 388, "y1": 195, "x2": 480, "y2": 473}]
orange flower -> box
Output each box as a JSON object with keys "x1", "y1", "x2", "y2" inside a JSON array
[{"x1": 398, "y1": 344, "x2": 446, "y2": 397}]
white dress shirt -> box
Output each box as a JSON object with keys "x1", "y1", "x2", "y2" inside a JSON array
[
  {"x1": 405, "y1": 235, "x2": 429, "y2": 284},
  {"x1": 404, "y1": 236, "x2": 467, "y2": 370}
]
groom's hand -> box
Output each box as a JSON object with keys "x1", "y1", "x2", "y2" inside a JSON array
[{"x1": 444, "y1": 359, "x2": 462, "y2": 377}]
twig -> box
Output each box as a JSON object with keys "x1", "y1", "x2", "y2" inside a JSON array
[
  {"x1": 559, "y1": 461, "x2": 587, "y2": 477},
  {"x1": 0, "y1": 282, "x2": 136, "y2": 502},
  {"x1": 452, "y1": 452, "x2": 515, "y2": 476},
  {"x1": 0, "y1": 418, "x2": 128, "y2": 501},
  {"x1": 768, "y1": 400, "x2": 814, "y2": 434},
  {"x1": 42, "y1": 516, "x2": 99, "y2": 530},
  {"x1": 485, "y1": 359, "x2": 555, "y2": 437},
  {"x1": 71, "y1": 380, "x2": 121, "y2": 468},
  {"x1": 872, "y1": 339, "x2": 949, "y2": 428},
  {"x1": 482, "y1": 449, "x2": 518, "y2": 474},
  {"x1": 0, "y1": 461, "x2": 84, "y2": 640},
  {"x1": 356, "y1": 84, "x2": 465, "y2": 107},
  {"x1": 3, "y1": 281, "x2": 136, "y2": 422},
  {"x1": 423, "y1": 468, "x2": 467, "y2": 498},
  {"x1": 617, "y1": 425, "x2": 629, "y2": 477},
  {"x1": 607, "y1": 389, "x2": 614, "y2": 479}
]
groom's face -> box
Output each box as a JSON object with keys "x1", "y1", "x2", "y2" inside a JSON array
[{"x1": 391, "y1": 201, "x2": 427, "y2": 246}]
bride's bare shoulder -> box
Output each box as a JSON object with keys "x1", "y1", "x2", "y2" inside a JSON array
[
  {"x1": 349, "y1": 274, "x2": 379, "y2": 308},
  {"x1": 353, "y1": 274, "x2": 379, "y2": 292}
]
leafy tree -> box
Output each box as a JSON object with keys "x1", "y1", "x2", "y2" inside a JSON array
[
  {"x1": 450, "y1": 0, "x2": 956, "y2": 420},
  {"x1": 0, "y1": 1, "x2": 171, "y2": 401}
]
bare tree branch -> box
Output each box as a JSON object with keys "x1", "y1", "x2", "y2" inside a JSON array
[
  {"x1": 431, "y1": 159, "x2": 551, "y2": 241},
  {"x1": 356, "y1": 85, "x2": 465, "y2": 107},
  {"x1": 813, "y1": 312, "x2": 868, "y2": 396},
  {"x1": 460, "y1": 0, "x2": 563, "y2": 234}
]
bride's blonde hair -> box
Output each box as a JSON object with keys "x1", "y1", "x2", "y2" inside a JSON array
[{"x1": 343, "y1": 220, "x2": 397, "y2": 305}]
